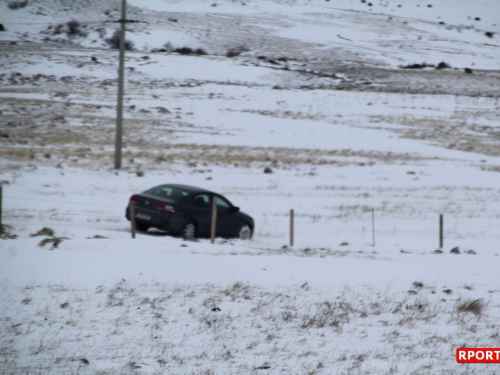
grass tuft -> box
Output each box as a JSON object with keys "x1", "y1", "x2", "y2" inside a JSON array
[{"x1": 457, "y1": 299, "x2": 484, "y2": 316}]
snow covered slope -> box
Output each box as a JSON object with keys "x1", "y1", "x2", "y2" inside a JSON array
[{"x1": 1, "y1": 0, "x2": 500, "y2": 374}]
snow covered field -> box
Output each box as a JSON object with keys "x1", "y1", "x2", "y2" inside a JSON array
[{"x1": 1, "y1": 0, "x2": 500, "y2": 373}]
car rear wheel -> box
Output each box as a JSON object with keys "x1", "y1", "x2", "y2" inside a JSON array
[
  {"x1": 182, "y1": 221, "x2": 196, "y2": 240},
  {"x1": 135, "y1": 221, "x2": 149, "y2": 232},
  {"x1": 238, "y1": 224, "x2": 252, "y2": 240}
]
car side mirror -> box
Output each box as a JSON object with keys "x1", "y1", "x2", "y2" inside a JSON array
[{"x1": 231, "y1": 206, "x2": 240, "y2": 213}]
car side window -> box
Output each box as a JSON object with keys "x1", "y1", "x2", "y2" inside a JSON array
[
  {"x1": 215, "y1": 196, "x2": 232, "y2": 209},
  {"x1": 193, "y1": 194, "x2": 211, "y2": 208}
]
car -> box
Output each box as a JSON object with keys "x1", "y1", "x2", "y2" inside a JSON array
[{"x1": 125, "y1": 184, "x2": 254, "y2": 240}]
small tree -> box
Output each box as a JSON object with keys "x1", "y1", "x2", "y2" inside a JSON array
[{"x1": 106, "y1": 30, "x2": 134, "y2": 50}]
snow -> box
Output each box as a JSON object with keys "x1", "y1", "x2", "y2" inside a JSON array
[{"x1": 1, "y1": 0, "x2": 500, "y2": 373}]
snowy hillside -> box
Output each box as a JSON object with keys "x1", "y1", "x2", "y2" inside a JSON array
[{"x1": 1, "y1": 0, "x2": 500, "y2": 374}]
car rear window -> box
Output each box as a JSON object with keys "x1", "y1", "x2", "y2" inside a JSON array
[{"x1": 145, "y1": 186, "x2": 190, "y2": 201}]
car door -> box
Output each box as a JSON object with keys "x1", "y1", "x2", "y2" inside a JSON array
[
  {"x1": 191, "y1": 193, "x2": 212, "y2": 236},
  {"x1": 214, "y1": 195, "x2": 240, "y2": 237}
]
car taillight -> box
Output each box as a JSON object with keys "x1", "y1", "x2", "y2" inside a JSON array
[
  {"x1": 157, "y1": 203, "x2": 175, "y2": 213},
  {"x1": 130, "y1": 196, "x2": 138, "y2": 204}
]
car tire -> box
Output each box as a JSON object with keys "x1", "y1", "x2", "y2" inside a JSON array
[
  {"x1": 182, "y1": 221, "x2": 196, "y2": 240},
  {"x1": 238, "y1": 224, "x2": 252, "y2": 240},
  {"x1": 135, "y1": 221, "x2": 149, "y2": 232}
]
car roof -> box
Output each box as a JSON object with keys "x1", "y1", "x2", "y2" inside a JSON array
[{"x1": 161, "y1": 184, "x2": 216, "y2": 195}]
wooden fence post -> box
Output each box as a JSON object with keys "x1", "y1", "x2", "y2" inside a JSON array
[
  {"x1": 439, "y1": 214, "x2": 443, "y2": 249},
  {"x1": 129, "y1": 202, "x2": 136, "y2": 239},
  {"x1": 372, "y1": 208, "x2": 375, "y2": 247},
  {"x1": 211, "y1": 197, "x2": 217, "y2": 244},
  {"x1": 0, "y1": 186, "x2": 3, "y2": 233},
  {"x1": 290, "y1": 209, "x2": 294, "y2": 247}
]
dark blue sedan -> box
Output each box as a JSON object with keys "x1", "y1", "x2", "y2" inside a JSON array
[{"x1": 125, "y1": 184, "x2": 254, "y2": 240}]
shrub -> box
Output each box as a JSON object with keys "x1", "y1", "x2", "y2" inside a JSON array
[
  {"x1": 400, "y1": 62, "x2": 434, "y2": 69},
  {"x1": 174, "y1": 47, "x2": 193, "y2": 55},
  {"x1": 174, "y1": 47, "x2": 207, "y2": 55},
  {"x1": 106, "y1": 30, "x2": 134, "y2": 50},
  {"x1": 436, "y1": 61, "x2": 451, "y2": 70},
  {"x1": 50, "y1": 20, "x2": 87, "y2": 38},
  {"x1": 8, "y1": 0, "x2": 28, "y2": 10},
  {"x1": 66, "y1": 20, "x2": 83, "y2": 36}
]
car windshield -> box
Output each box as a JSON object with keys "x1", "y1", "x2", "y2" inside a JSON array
[{"x1": 144, "y1": 186, "x2": 190, "y2": 201}]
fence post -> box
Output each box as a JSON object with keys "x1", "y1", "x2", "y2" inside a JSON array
[
  {"x1": 372, "y1": 208, "x2": 375, "y2": 247},
  {"x1": 211, "y1": 197, "x2": 217, "y2": 244},
  {"x1": 290, "y1": 209, "x2": 294, "y2": 247},
  {"x1": 439, "y1": 214, "x2": 443, "y2": 249},
  {"x1": 0, "y1": 186, "x2": 3, "y2": 233},
  {"x1": 129, "y1": 202, "x2": 136, "y2": 239}
]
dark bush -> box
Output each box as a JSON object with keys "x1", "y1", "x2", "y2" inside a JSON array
[
  {"x1": 106, "y1": 30, "x2": 134, "y2": 50},
  {"x1": 51, "y1": 20, "x2": 87, "y2": 37},
  {"x1": 8, "y1": 0, "x2": 28, "y2": 10},
  {"x1": 400, "y1": 62, "x2": 434, "y2": 69},
  {"x1": 174, "y1": 47, "x2": 193, "y2": 55},
  {"x1": 0, "y1": 24, "x2": 5, "y2": 32},
  {"x1": 464, "y1": 67, "x2": 473, "y2": 74},
  {"x1": 173, "y1": 47, "x2": 207, "y2": 55},
  {"x1": 436, "y1": 61, "x2": 451, "y2": 70},
  {"x1": 485, "y1": 31, "x2": 494, "y2": 38},
  {"x1": 66, "y1": 20, "x2": 82, "y2": 36}
]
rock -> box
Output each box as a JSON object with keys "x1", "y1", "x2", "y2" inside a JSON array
[
  {"x1": 450, "y1": 246, "x2": 460, "y2": 254},
  {"x1": 464, "y1": 67, "x2": 473, "y2": 74},
  {"x1": 432, "y1": 249, "x2": 443, "y2": 254},
  {"x1": 264, "y1": 167, "x2": 273, "y2": 174},
  {"x1": 30, "y1": 227, "x2": 55, "y2": 237}
]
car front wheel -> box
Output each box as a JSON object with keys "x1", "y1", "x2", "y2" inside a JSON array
[{"x1": 238, "y1": 224, "x2": 252, "y2": 240}]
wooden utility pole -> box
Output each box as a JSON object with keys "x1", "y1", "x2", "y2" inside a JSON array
[
  {"x1": 290, "y1": 209, "x2": 294, "y2": 247},
  {"x1": 211, "y1": 198, "x2": 217, "y2": 244},
  {"x1": 114, "y1": 0, "x2": 126, "y2": 169}
]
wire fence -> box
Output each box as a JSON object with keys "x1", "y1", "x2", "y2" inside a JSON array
[{"x1": 3, "y1": 195, "x2": 500, "y2": 245}]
